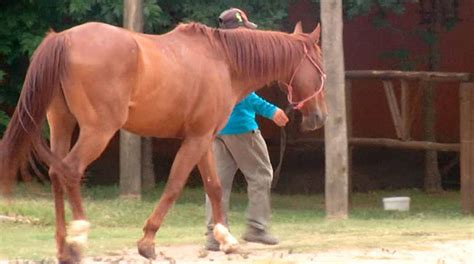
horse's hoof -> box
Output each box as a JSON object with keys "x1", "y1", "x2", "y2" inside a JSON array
[
  {"x1": 57, "y1": 256, "x2": 76, "y2": 264},
  {"x1": 58, "y1": 259, "x2": 76, "y2": 264},
  {"x1": 220, "y1": 240, "x2": 239, "y2": 254},
  {"x1": 213, "y1": 223, "x2": 240, "y2": 254},
  {"x1": 137, "y1": 239, "x2": 157, "y2": 260},
  {"x1": 58, "y1": 243, "x2": 82, "y2": 264}
]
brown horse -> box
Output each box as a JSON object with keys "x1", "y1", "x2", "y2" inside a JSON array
[{"x1": 0, "y1": 21, "x2": 326, "y2": 262}]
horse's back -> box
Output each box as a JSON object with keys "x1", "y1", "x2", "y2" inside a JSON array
[
  {"x1": 113, "y1": 26, "x2": 234, "y2": 137},
  {"x1": 57, "y1": 22, "x2": 234, "y2": 139},
  {"x1": 64, "y1": 22, "x2": 137, "y2": 67},
  {"x1": 59, "y1": 22, "x2": 139, "y2": 129}
]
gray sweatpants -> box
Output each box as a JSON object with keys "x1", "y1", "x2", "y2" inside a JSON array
[{"x1": 205, "y1": 130, "x2": 273, "y2": 231}]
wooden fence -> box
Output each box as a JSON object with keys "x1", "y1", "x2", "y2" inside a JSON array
[
  {"x1": 291, "y1": 70, "x2": 474, "y2": 214},
  {"x1": 346, "y1": 71, "x2": 474, "y2": 214}
]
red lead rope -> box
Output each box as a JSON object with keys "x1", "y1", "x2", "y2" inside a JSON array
[{"x1": 283, "y1": 44, "x2": 326, "y2": 110}]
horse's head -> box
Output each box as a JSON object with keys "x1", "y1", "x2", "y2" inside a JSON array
[{"x1": 281, "y1": 22, "x2": 327, "y2": 131}]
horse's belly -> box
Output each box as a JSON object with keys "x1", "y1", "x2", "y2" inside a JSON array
[
  {"x1": 122, "y1": 107, "x2": 185, "y2": 138},
  {"x1": 122, "y1": 120, "x2": 184, "y2": 139}
]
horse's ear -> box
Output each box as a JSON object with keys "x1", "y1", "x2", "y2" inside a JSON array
[
  {"x1": 309, "y1": 23, "x2": 321, "y2": 44},
  {"x1": 293, "y1": 21, "x2": 303, "y2": 34}
]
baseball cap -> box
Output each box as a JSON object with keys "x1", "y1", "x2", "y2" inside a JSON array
[{"x1": 218, "y1": 8, "x2": 258, "y2": 29}]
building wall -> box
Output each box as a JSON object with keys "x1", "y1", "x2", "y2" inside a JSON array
[
  {"x1": 89, "y1": 1, "x2": 473, "y2": 187},
  {"x1": 282, "y1": 0, "x2": 474, "y2": 142}
]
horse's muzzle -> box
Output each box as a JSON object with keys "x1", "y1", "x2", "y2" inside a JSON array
[{"x1": 301, "y1": 111, "x2": 327, "y2": 131}]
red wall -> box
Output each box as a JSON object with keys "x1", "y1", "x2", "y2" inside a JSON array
[
  {"x1": 90, "y1": 1, "x2": 474, "y2": 185},
  {"x1": 284, "y1": 0, "x2": 474, "y2": 142}
]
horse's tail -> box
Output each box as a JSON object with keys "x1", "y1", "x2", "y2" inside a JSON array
[{"x1": 0, "y1": 31, "x2": 68, "y2": 196}]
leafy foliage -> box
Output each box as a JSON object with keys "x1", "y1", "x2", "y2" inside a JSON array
[
  {"x1": 0, "y1": 0, "x2": 163, "y2": 135},
  {"x1": 311, "y1": 0, "x2": 459, "y2": 70},
  {"x1": 0, "y1": 70, "x2": 5, "y2": 82},
  {"x1": 156, "y1": 0, "x2": 288, "y2": 30},
  {"x1": 380, "y1": 49, "x2": 417, "y2": 71},
  {"x1": 309, "y1": 0, "x2": 415, "y2": 19},
  {"x1": 0, "y1": 110, "x2": 9, "y2": 133}
]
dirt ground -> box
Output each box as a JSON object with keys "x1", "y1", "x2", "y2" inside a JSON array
[{"x1": 83, "y1": 240, "x2": 474, "y2": 264}]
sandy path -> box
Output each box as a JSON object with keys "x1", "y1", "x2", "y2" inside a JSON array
[{"x1": 84, "y1": 240, "x2": 474, "y2": 263}]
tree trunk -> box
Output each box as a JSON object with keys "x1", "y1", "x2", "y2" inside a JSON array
[
  {"x1": 423, "y1": 23, "x2": 443, "y2": 193},
  {"x1": 120, "y1": 0, "x2": 144, "y2": 198},
  {"x1": 123, "y1": 0, "x2": 143, "y2": 32},
  {"x1": 423, "y1": 81, "x2": 442, "y2": 192},
  {"x1": 141, "y1": 137, "x2": 155, "y2": 191},
  {"x1": 321, "y1": 0, "x2": 349, "y2": 219}
]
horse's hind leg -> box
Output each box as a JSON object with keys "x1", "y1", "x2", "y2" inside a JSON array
[
  {"x1": 198, "y1": 149, "x2": 238, "y2": 252},
  {"x1": 54, "y1": 125, "x2": 119, "y2": 262},
  {"x1": 46, "y1": 95, "x2": 78, "y2": 263},
  {"x1": 137, "y1": 135, "x2": 229, "y2": 259},
  {"x1": 47, "y1": 105, "x2": 119, "y2": 264}
]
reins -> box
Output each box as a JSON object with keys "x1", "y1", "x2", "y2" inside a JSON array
[
  {"x1": 272, "y1": 104, "x2": 293, "y2": 189},
  {"x1": 272, "y1": 43, "x2": 326, "y2": 189}
]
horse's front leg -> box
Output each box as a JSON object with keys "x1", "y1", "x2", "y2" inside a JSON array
[
  {"x1": 198, "y1": 148, "x2": 238, "y2": 253},
  {"x1": 137, "y1": 135, "x2": 234, "y2": 259}
]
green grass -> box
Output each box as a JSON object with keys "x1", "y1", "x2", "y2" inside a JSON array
[{"x1": 1, "y1": 184, "x2": 473, "y2": 260}]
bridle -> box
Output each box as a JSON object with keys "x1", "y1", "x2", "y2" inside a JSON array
[
  {"x1": 281, "y1": 44, "x2": 326, "y2": 110},
  {"x1": 272, "y1": 44, "x2": 326, "y2": 189}
]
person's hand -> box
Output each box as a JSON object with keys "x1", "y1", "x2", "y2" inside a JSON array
[{"x1": 272, "y1": 108, "x2": 289, "y2": 127}]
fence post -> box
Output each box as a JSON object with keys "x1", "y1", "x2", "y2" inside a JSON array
[
  {"x1": 346, "y1": 80, "x2": 353, "y2": 207},
  {"x1": 400, "y1": 80, "x2": 411, "y2": 140},
  {"x1": 459, "y1": 82, "x2": 474, "y2": 214},
  {"x1": 321, "y1": 0, "x2": 349, "y2": 218}
]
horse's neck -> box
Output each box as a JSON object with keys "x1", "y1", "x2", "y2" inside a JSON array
[
  {"x1": 231, "y1": 77, "x2": 282, "y2": 102},
  {"x1": 224, "y1": 40, "x2": 299, "y2": 91},
  {"x1": 230, "y1": 62, "x2": 293, "y2": 97},
  {"x1": 170, "y1": 25, "x2": 298, "y2": 96}
]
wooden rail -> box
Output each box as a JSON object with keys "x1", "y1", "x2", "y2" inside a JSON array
[
  {"x1": 289, "y1": 138, "x2": 460, "y2": 152},
  {"x1": 344, "y1": 70, "x2": 474, "y2": 214},
  {"x1": 346, "y1": 70, "x2": 473, "y2": 82},
  {"x1": 285, "y1": 70, "x2": 474, "y2": 213}
]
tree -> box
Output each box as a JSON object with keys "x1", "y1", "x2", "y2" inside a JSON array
[
  {"x1": 418, "y1": 0, "x2": 460, "y2": 193},
  {"x1": 120, "y1": 0, "x2": 145, "y2": 198}
]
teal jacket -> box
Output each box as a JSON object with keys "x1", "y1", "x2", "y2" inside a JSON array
[{"x1": 219, "y1": 92, "x2": 277, "y2": 135}]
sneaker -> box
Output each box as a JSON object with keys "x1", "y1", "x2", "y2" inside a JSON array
[
  {"x1": 242, "y1": 226, "x2": 279, "y2": 245},
  {"x1": 205, "y1": 232, "x2": 220, "y2": 251}
]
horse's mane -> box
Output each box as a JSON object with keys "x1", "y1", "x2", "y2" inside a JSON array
[{"x1": 177, "y1": 23, "x2": 314, "y2": 82}]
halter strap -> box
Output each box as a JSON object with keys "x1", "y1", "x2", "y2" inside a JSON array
[{"x1": 283, "y1": 44, "x2": 326, "y2": 110}]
